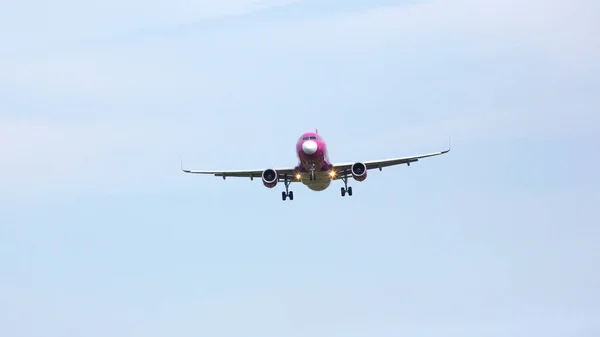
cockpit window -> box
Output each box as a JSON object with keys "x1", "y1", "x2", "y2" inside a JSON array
[
  {"x1": 309, "y1": 136, "x2": 317, "y2": 140},
  {"x1": 302, "y1": 136, "x2": 310, "y2": 140}
]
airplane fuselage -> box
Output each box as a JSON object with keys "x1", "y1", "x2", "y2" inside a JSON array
[{"x1": 294, "y1": 131, "x2": 334, "y2": 191}]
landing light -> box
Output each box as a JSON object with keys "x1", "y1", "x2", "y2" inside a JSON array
[
  {"x1": 295, "y1": 173, "x2": 301, "y2": 180},
  {"x1": 329, "y1": 170, "x2": 336, "y2": 178}
]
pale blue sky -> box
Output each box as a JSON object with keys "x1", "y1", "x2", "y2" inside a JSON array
[{"x1": 1, "y1": 0, "x2": 599, "y2": 336}]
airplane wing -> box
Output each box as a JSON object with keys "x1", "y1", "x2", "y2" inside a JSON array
[
  {"x1": 182, "y1": 139, "x2": 450, "y2": 181},
  {"x1": 331, "y1": 140, "x2": 450, "y2": 178},
  {"x1": 181, "y1": 161, "x2": 298, "y2": 181}
]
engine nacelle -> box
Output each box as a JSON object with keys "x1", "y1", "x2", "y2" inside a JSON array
[
  {"x1": 351, "y1": 162, "x2": 368, "y2": 182},
  {"x1": 262, "y1": 169, "x2": 278, "y2": 188}
]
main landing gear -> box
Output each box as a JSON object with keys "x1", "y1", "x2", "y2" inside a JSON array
[
  {"x1": 282, "y1": 174, "x2": 294, "y2": 201},
  {"x1": 340, "y1": 174, "x2": 353, "y2": 197}
]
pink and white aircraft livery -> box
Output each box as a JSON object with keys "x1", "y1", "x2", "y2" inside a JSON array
[{"x1": 182, "y1": 130, "x2": 450, "y2": 201}]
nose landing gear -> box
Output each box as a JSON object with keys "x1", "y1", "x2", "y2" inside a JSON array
[{"x1": 309, "y1": 162, "x2": 316, "y2": 181}]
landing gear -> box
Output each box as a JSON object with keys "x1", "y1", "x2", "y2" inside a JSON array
[
  {"x1": 340, "y1": 174, "x2": 353, "y2": 197},
  {"x1": 282, "y1": 174, "x2": 294, "y2": 201},
  {"x1": 309, "y1": 162, "x2": 316, "y2": 181}
]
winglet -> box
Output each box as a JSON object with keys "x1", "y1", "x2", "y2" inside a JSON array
[
  {"x1": 445, "y1": 136, "x2": 451, "y2": 153},
  {"x1": 180, "y1": 156, "x2": 187, "y2": 172}
]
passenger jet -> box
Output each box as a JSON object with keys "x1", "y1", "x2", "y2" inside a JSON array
[{"x1": 181, "y1": 130, "x2": 450, "y2": 200}]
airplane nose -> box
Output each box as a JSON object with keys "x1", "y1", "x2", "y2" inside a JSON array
[{"x1": 302, "y1": 140, "x2": 318, "y2": 155}]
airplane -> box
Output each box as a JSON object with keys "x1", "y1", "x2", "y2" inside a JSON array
[{"x1": 181, "y1": 130, "x2": 450, "y2": 201}]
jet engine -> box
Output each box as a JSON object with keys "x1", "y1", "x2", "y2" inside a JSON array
[
  {"x1": 351, "y1": 162, "x2": 368, "y2": 182},
  {"x1": 262, "y1": 169, "x2": 279, "y2": 188}
]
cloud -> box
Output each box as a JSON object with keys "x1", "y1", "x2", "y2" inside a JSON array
[
  {"x1": 0, "y1": 118, "x2": 212, "y2": 197},
  {"x1": 1, "y1": 57, "x2": 164, "y2": 95},
  {"x1": 0, "y1": 0, "x2": 300, "y2": 51},
  {"x1": 3, "y1": 0, "x2": 598, "y2": 96},
  {"x1": 0, "y1": 43, "x2": 252, "y2": 102},
  {"x1": 361, "y1": 107, "x2": 598, "y2": 154},
  {"x1": 2, "y1": 0, "x2": 598, "y2": 199},
  {"x1": 254, "y1": 0, "x2": 600, "y2": 64}
]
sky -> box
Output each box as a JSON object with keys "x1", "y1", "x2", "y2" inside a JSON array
[{"x1": 1, "y1": 0, "x2": 599, "y2": 336}]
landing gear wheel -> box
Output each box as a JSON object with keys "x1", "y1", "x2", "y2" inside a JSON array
[
  {"x1": 347, "y1": 186, "x2": 353, "y2": 196},
  {"x1": 288, "y1": 191, "x2": 294, "y2": 200},
  {"x1": 282, "y1": 191, "x2": 287, "y2": 200},
  {"x1": 341, "y1": 187, "x2": 346, "y2": 197}
]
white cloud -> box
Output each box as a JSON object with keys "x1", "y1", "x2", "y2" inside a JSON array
[
  {"x1": 1, "y1": 0, "x2": 598, "y2": 198},
  {"x1": 0, "y1": 0, "x2": 300, "y2": 49},
  {"x1": 1, "y1": 57, "x2": 160, "y2": 94},
  {"x1": 362, "y1": 107, "x2": 598, "y2": 154},
  {"x1": 0, "y1": 118, "x2": 216, "y2": 197},
  {"x1": 3, "y1": 0, "x2": 598, "y2": 95},
  {"x1": 198, "y1": 0, "x2": 595, "y2": 74}
]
